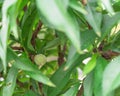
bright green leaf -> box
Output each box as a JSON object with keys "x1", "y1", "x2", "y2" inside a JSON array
[
  {"x1": 36, "y1": 0, "x2": 81, "y2": 52},
  {"x1": 83, "y1": 54, "x2": 97, "y2": 75}
]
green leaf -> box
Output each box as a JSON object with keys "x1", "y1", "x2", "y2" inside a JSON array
[
  {"x1": 69, "y1": 0, "x2": 87, "y2": 15},
  {"x1": 84, "y1": 4, "x2": 102, "y2": 36},
  {"x1": 45, "y1": 53, "x2": 90, "y2": 96},
  {"x1": 93, "y1": 57, "x2": 108, "y2": 96},
  {"x1": 9, "y1": 0, "x2": 29, "y2": 39},
  {"x1": 25, "y1": 71, "x2": 55, "y2": 87},
  {"x1": 60, "y1": 79, "x2": 81, "y2": 95},
  {"x1": 113, "y1": 1, "x2": 120, "y2": 12},
  {"x1": 2, "y1": 66, "x2": 18, "y2": 96},
  {"x1": 111, "y1": 31, "x2": 120, "y2": 52},
  {"x1": 102, "y1": 0, "x2": 115, "y2": 15},
  {"x1": 101, "y1": 12, "x2": 120, "y2": 39},
  {"x1": 44, "y1": 38, "x2": 60, "y2": 49},
  {"x1": 7, "y1": 48, "x2": 55, "y2": 87},
  {"x1": 24, "y1": 90, "x2": 38, "y2": 96},
  {"x1": 60, "y1": 83, "x2": 80, "y2": 96},
  {"x1": 102, "y1": 56, "x2": 120, "y2": 96},
  {"x1": 83, "y1": 54, "x2": 97, "y2": 75},
  {"x1": 83, "y1": 72, "x2": 93, "y2": 96},
  {"x1": 0, "y1": 0, "x2": 17, "y2": 74},
  {"x1": 36, "y1": 0, "x2": 81, "y2": 52},
  {"x1": 80, "y1": 30, "x2": 97, "y2": 50},
  {"x1": 21, "y1": 2, "x2": 39, "y2": 51}
]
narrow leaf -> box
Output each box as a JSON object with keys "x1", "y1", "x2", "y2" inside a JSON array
[
  {"x1": 83, "y1": 54, "x2": 97, "y2": 75},
  {"x1": 7, "y1": 48, "x2": 55, "y2": 87},
  {"x1": 36, "y1": 0, "x2": 81, "y2": 52},
  {"x1": 102, "y1": 0, "x2": 115, "y2": 15},
  {"x1": 46, "y1": 53, "x2": 90, "y2": 96},
  {"x1": 2, "y1": 66, "x2": 18, "y2": 96},
  {"x1": 83, "y1": 72, "x2": 93, "y2": 96},
  {"x1": 61, "y1": 83, "x2": 80, "y2": 96},
  {"x1": 84, "y1": 4, "x2": 102, "y2": 36},
  {"x1": 93, "y1": 57, "x2": 108, "y2": 96},
  {"x1": 0, "y1": 0, "x2": 17, "y2": 74}
]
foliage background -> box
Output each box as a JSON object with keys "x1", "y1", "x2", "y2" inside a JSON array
[{"x1": 0, "y1": 0, "x2": 120, "y2": 96}]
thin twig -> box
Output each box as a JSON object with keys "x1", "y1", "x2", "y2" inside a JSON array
[
  {"x1": 58, "y1": 44, "x2": 66, "y2": 66},
  {"x1": 31, "y1": 21, "x2": 42, "y2": 48}
]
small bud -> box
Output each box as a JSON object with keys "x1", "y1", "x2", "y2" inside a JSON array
[{"x1": 34, "y1": 54, "x2": 47, "y2": 68}]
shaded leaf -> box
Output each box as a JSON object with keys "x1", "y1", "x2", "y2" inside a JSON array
[
  {"x1": 83, "y1": 72, "x2": 93, "y2": 96},
  {"x1": 44, "y1": 38, "x2": 60, "y2": 49},
  {"x1": 80, "y1": 30, "x2": 97, "y2": 50},
  {"x1": 93, "y1": 57, "x2": 108, "y2": 96},
  {"x1": 60, "y1": 83, "x2": 80, "y2": 96},
  {"x1": 24, "y1": 90, "x2": 38, "y2": 96},
  {"x1": 2, "y1": 66, "x2": 18, "y2": 96},
  {"x1": 45, "y1": 53, "x2": 90, "y2": 96},
  {"x1": 101, "y1": 12, "x2": 120, "y2": 39},
  {"x1": 21, "y1": 2, "x2": 39, "y2": 51}
]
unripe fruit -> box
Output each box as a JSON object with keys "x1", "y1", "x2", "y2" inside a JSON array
[{"x1": 34, "y1": 54, "x2": 47, "y2": 68}]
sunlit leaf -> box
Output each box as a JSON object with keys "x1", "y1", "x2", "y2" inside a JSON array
[
  {"x1": 83, "y1": 54, "x2": 97, "y2": 75},
  {"x1": 102, "y1": 56, "x2": 120, "y2": 96},
  {"x1": 69, "y1": 0, "x2": 87, "y2": 15},
  {"x1": 36, "y1": 0, "x2": 81, "y2": 52},
  {"x1": 102, "y1": 0, "x2": 115, "y2": 15},
  {"x1": 0, "y1": 0, "x2": 17, "y2": 74}
]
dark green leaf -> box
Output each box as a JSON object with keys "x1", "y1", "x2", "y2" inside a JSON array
[{"x1": 93, "y1": 57, "x2": 108, "y2": 96}]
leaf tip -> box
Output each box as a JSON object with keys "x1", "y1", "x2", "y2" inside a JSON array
[{"x1": 47, "y1": 82, "x2": 56, "y2": 87}]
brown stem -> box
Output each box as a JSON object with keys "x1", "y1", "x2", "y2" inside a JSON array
[
  {"x1": 81, "y1": 0, "x2": 87, "y2": 5},
  {"x1": 11, "y1": 46, "x2": 24, "y2": 51},
  {"x1": 58, "y1": 44, "x2": 66, "y2": 66},
  {"x1": 77, "y1": 85, "x2": 84, "y2": 96},
  {"x1": 31, "y1": 21, "x2": 42, "y2": 48},
  {"x1": 38, "y1": 83, "x2": 44, "y2": 96}
]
